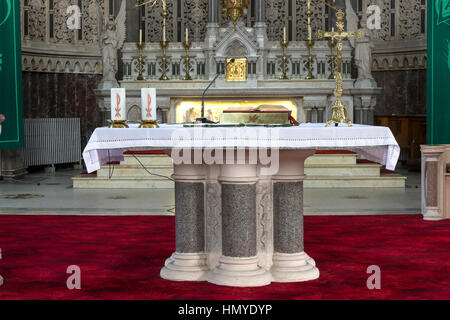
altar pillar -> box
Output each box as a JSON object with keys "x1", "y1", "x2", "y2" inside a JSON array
[
  {"x1": 208, "y1": 0, "x2": 220, "y2": 24},
  {"x1": 255, "y1": 0, "x2": 266, "y2": 23},
  {"x1": 160, "y1": 163, "x2": 209, "y2": 281},
  {"x1": 207, "y1": 152, "x2": 271, "y2": 287},
  {"x1": 271, "y1": 150, "x2": 320, "y2": 282}
]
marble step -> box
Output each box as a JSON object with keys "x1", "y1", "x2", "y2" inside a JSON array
[
  {"x1": 122, "y1": 154, "x2": 173, "y2": 166},
  {"x1": 304, "y1": 164, "x2": 381, "y2": 177},
  {"x1": 304, "y1": 175, "x2": 406, "y2": 188},
  {"x1": 305, "y1": 153, "x2": 357, "y2": 165},
  {"x1": 124, "y1": 153, "x2": 356, "y2": 166},
  {"x1": 73, "y1": 173, "x2": 405, "y2": 189},
  {"x1": 72, "y1": 176, "x2": 175, "y2": 189},
  {"x1": 97, "y1": 165, "x2": 173, "y2": 178}
]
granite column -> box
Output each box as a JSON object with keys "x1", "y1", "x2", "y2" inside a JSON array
[
  {"x1": 271, "y1": 150, "x2": 320, "y2": 282},
  {"x1": 207, "y1": 152, "x2": 271, "y2": 287},
  {"x1": 160, "y1": 163, "x2": 209, "y2": 281}
]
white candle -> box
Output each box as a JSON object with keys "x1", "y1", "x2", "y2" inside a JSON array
[
  {"x1": 141, "y1": 88, "x2": 157, "y2": 121},
  {"x1": 111, "y1": 88, "x2": 127, "y2": 121},
  {"x1": 185, "y1": 28, "x2": 189, "y2": 43},
  {"x1": 139, "y1": 29, "x2": 142, "y2": 43},
  {"x1": 307, "y1": 0, "x2": 310, "y2": 10},
  {"x1": 283, "y1": 27, "x2": 287, "y2": 41}
]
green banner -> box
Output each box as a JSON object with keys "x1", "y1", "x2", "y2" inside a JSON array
[
  {"x1": 427, "y1": 1, "x2": 450, "y2": 144},
  {"x1": 0, "y1": 0, "x2": 24, "y2": 149}
]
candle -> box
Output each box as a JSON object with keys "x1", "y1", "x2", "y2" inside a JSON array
[
  {"x1": 283, "y1": 27, "x2": 287, "y2": 41},
  {"x1": 111, "y1": 88, "x2": 127, "y2": 121},
  {"x1": 139, "y1": 29, "x2": 142, "y2": 43},
  {"x1": 163, "y1": 0, "x2": 166, "y2": 12},
  {"x1": 307, "y1": 0, "x2": 310, "y2": 10},
  {"x1": 185, "y1": 28, "x2": 189, "y2": 43},
  {"x1": 141, "y1": 88, "x2": 157, "y2": 121}
]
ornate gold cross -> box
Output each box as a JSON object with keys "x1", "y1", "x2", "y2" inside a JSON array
[{"x1": 316, "y1": 9, "x2": 364, "y2": 127}]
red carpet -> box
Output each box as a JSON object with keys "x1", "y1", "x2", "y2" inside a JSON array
[{"x1": 0, "y1": 215, "x2": 449, "y2": 300}]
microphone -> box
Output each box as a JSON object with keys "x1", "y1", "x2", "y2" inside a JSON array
[{"x1": 196, "y1": 58, "x2": 236, "y2": 124}]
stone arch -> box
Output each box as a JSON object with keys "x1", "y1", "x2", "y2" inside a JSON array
[
  {"x1": 422, "y1": 56, "x2": 427, "y2": 68},
  {"x1": 413, "y1": 56, "x2": 419, "y2": 68},
  {"x1": 46, "y1": 59, "x2": 53, "y2": 72},
  {"x1": 84, "y1": 62, "x2": 92, "y2": 73},
  {"x1": 56, "y1": 60, "x2": 63, "y2": 72},
  {"x1": 382, "y1": 58, "x2": 389, "y2": 69},
  {"x1": 392, "y1": 58, "x2": 399, "y2": 69},
  {"x1": 94, "y1": 62, "x2": 101, "y2": 73},
  {"x1": 127, "y1": 104, "x2": 141, "y2": 122},
  {"x1": 73, "y1": 61, "x2": 82, "y2": 73},
  {"x1": 402, "y1": 57, "x2": 409, "y2": 68},
  {"x1": 225, "y1": 39, "x2": 249, "y2": 57},
  {"x1": 64, "y1": 61, "x2": 71, "y2": 73}
]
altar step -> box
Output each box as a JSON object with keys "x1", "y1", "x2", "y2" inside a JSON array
[{"x1": 73, "y1": 151, "x2": 406, "y2": 189}]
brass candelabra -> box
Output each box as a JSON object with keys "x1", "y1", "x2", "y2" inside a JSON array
[
  {"x1": 305, "y1": 40, "x2": 315, "y2": 80},
  {"x1": 280, "y1": 40, "x2": 289, "y2": 80},
  {"x1": 136, "y1": 41, "x2": 145, "y2": 81},
  {"x1": 183, "y1": 41, "x2": 192, "y2": 81},
  {"x1": 305, "y1": 1, "x2": 315, "y2": 79},
  {"x1": 159, "y1": 1, "x2": 170, "y2": 81}
]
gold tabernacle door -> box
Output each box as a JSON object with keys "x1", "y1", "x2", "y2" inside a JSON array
[{"x1": 226, "y1": 58, "x2": 247, "y2": 81}]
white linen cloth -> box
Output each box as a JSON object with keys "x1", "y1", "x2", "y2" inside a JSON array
[{"x1": 82, "y1": 123, "x2": 400, "y2": 173}]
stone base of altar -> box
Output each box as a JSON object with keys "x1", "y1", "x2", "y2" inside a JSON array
[{"x1": 73, "y1": 151, "x2": 406, "y2": 189}]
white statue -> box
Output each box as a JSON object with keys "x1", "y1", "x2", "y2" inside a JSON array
[
  {"x1": 345, "y1": 0, "x2": 375, "y2": 83},
  {"x1": 354, "y1": 16, "x2": 375, "y2": 81},
  {"x1": 96, "y1": 0, "x2": 126, "y2": 89}
]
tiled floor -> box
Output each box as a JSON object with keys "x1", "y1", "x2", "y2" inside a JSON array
[{"x1": 0, "y1": 168, "x2": 421, "y2": 216}]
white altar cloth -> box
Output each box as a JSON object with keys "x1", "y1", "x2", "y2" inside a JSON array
[{"x1": 82, "y1": 123, "x2": 400, "y2": 173}]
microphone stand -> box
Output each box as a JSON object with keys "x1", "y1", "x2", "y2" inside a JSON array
[{"x1": 196, "y1": 58, "x2": 236, "y2": 124}]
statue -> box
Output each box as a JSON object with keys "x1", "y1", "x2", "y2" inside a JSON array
[
  {"x1": 96, "y1": 0, "x2": 126, "y2": 89},
  {"x1": 354, "y1": 16, "x2": 375, "y2": 81},
  {"x1": 345, "y1": 0, "x2": 376, "y2": 85}
]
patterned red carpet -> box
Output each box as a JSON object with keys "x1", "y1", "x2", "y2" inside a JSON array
[{"x1": 0, "y1": 215, "x2": 449, "y2": 300}]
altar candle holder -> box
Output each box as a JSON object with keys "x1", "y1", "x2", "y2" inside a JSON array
[
  {"x1": 136, "y1": 41, "x2": 145, "y2": 81},
  {"x1": 159, "y1": 2, "x2": 170, "y2": 81},
  {"x1": 305, "y1": 40, "x2": 315, "y2": 80},
  {"x1": 328, "y1": 38, "x2": 336, "y2": 79},
  {"x1": 280, "y1": 40, "x2": 289, "y2": 80},
  {"x1": 305, "y1": 5, "x2": 315, "y2": 80},
  {"x1": 183, "y1": 41, "x2": 193, "y2": 81}
]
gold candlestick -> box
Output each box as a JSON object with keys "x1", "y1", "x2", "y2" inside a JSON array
[
  {"x1": 316, "y1": 9, "x2": 364, "y2": 127},
  {"x1": 305, "y1": 40, "x2": 315, "y2": 80},
  {"x1": 328, "y1": 38, "x2": 336, "y2": 79},
  {"x1": 280, "y1": 40, "x2": 289, "y2": 80},
  {"x1": 159, "y1": 1, "x2": 170, "y2": 81},
  {"x1": 305, "y1": 3, "x2": 315, "y2": 80},
  {"x1": 183, "y1": 41, "x2": 193, "y2": 81},
  {"x1": 136, "y1": 41, "x2": 145, "y2": 81}
]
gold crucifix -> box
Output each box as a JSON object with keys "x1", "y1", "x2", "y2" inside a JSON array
[{"x1": 316, "y1": 9, "x2": 364, "y2": 127}]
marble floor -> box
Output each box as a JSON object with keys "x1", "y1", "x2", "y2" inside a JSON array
[{"x1": 0, "y1": 168, "x2": 421, "y2": 216}]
